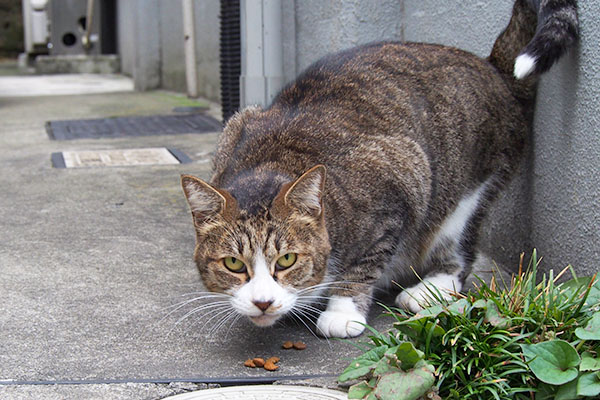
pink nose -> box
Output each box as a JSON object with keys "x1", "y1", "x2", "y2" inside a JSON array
[{"x1": 253, "y1": 300, "x2": 273, "y2": 312}]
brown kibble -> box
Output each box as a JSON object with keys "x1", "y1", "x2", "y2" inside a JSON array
[
  {"x1": 293, "y1": 341, "x2": 306, "y2": 350},
  {"x1": 266, "y1": 356, "x2": 280, "y2": 364},
  {"x1": 282, "y1": 341, "x2": 294, "y2": 349},
  {"x1": 264, "y1": 360, "x2": 279, "y2": 371},
  {"x1": 252, "y1": 357, "x2": 265, "y2": 367},
  {"x1": 243, "y1": 359, "x2": 256, "y2": 368}
]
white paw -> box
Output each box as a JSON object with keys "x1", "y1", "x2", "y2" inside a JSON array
[
  {"x1": 396, "y1": 274, "x2": 461, "y2": 313},
  {"x1": 316, "y1": 296, "x2": 366, "y2": 338},
  {"x1": 396, "y1": 284, "x2": 434, "y2": 313},
  {"x1": 317, "y1": 310, "x2": 366, "y2": 338}
]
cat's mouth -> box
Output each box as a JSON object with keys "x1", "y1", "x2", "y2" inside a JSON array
[{"x1": 249, "y1": 313, "x2": 280, "y2": 327}]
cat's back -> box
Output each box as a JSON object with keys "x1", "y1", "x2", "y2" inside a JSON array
[{"x1": 215, "y1": 40, "x2": 525, "y2": 184}]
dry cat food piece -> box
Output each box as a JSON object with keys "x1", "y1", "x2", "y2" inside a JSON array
[
  {"x1": 243, "y1": 356, "x2": 281, "y2": 371},
  {"x1": 293, "y1": 341, "x2": 307, "y2": 350},
  {"x1": 264, "y1": 360, "x2": 279, "y2": 371},
  {"x1": 252, "y1": 357, "x2": 265, "y2": 367},
  {"x1": 282, "y1": 341, "x2": 294, "y2": 349}
]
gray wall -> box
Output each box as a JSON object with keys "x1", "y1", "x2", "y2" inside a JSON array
[
  {"x1": 117, "y1": 0, "x2": 220, "y2": 100},
  {"x1": 530, "y1": 0, "x2": 600, "y2": 275},
  {"x1": 290, "y1": 0, "x2": 599, "y2": 276}
]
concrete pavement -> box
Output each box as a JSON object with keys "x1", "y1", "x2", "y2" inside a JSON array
[
  {"x1": 0, "y1": 72, "x2": 507, "y2": 399},
  {"x1": 0, "y1": 74, "x2": 390, "y2": 399}
]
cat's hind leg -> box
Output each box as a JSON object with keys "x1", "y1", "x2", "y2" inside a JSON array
[
  {"x1": 395, "y1": 268, "x2": 463, "y2": 313},
  {"x1": 396, "y1": 181, "x2": 491, "y2": 312}
]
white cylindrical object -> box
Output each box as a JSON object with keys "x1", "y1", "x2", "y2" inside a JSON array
[
  {"x1": 240, "y1": 0, "x2": 284, "y2": 107},
  {"x1": 183, "y1": 0, "x2": 199, "y2": 98},
  {"x1": 262, "y1": 0, "x2": 284, "y2": 104}
]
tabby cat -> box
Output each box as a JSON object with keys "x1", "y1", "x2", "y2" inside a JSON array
[{"x1": 181, "y1": 0, "x2": 578, "y2": 338}]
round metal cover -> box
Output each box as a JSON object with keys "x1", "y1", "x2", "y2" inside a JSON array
[{"x1": 164, "y1": 385, "x2": 347, "y2": 400}]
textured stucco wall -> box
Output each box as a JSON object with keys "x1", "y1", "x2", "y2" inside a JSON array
[
  {"x1": 293, "y1": 0, "x2": 402, "y2": 74},
  {"x1": 292, "y1": 0, "x2": 599, "y2": 275},
  {"x1": 529, "y1": 0, "x2": 600, "y2": 275}
]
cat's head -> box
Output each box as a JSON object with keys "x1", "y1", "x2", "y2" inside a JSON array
[{"x1": 181, "y1": 165, "x2": 331, "y2": 327}]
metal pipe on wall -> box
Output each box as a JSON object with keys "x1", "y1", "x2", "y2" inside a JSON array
[
  {"x1": 240, "y1": 0, "x2": 284, "y2": 108},
  {"x1": 183, "y1": 0, "x2": 199, "y2": 98}
]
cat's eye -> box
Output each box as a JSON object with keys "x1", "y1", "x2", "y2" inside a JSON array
[
  {"x1": 223, "y1": 257, "x2": 246, "y2": 273},
  {"x1": 276, "y1": 253, "x2": 297, "y2": 269}
]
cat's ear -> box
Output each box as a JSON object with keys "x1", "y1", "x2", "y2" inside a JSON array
[
  {"x1": 181, "y1": 175, "x2": 236, "y2": 225},
  {"x1": 275, "y1": 165, "x2": 326, "y2": 219}
]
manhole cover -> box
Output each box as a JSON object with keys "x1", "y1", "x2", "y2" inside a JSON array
[
  {"x1": 46, "y1": 114, "x2": 222, "y2": 140},
  {"x1": 163, "y1": 385, "x2": 347, "y2": 400},
  {"x1": 51, "y1": 147, "x2": 192, "y2": 168}
]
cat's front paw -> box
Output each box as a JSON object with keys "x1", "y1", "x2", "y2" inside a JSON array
[
  {"x1": 316, "y1": 296, "x2": 366, "y2": 338},
  {"x1": 316, "y1": 310, "x2": 366, "y2": 338}
]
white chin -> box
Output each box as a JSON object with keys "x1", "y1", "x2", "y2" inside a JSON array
[{"x1": 250, "y1": 314, "x2": 279, "y2": 327}]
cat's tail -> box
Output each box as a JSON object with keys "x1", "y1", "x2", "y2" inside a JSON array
[{"x1": 488, "y1": 0, "x2": 579, "y2": 99}]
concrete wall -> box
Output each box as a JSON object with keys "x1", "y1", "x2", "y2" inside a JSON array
[
  {"x1": 290, "y1": 0, "x2": 599, "y2": 276},
  {"x1": 292, "y1": 0, "x2": 402, "y2": 74},
  {"x1": 530, "y1": 1, "x2": 600, "y2": 275},
  {"x1": 117, "y1": 0, "x2": 220, "y2": 101}
]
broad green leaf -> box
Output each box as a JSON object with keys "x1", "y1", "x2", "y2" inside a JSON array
[
  {"x1": 348, "y1": 381, "x2": 374, "y2": 399},
  {"x1": 395, "y1": 304, "x2": 445, "y2": 324},
  {"x1": 484, "y1": 300, "x2": 510, "y2": 328},
  {"x1": 472, "y1": 299, "x2": 487, "y2": 309},
  {"x1": 372, "y1": 362, "x2": 435, "y2": 400},
  {"x1": 581, "y1": 352, "x2": 600, "y2": 372},
  {"x1": 447, "y1": 298, "x2": 470, "y2": 314},
  {"x1": 586, "y1": 279, "x2": 600, "y2": 308},
  {"x1": 339, "y1": 346, "x2": 388, "y2": 382},
  {"x1": 373, "y1": 357, "x2": 399, "y2": 376},
  {"x1": 554, "y1": 378, "x2": 579, "y2": 400},
  {"x1": 536, "y1": 383, "x2": 559, "y2": 400},
  {"x1": 394, "y1": 342, "x2": 424, "y2": 371},
  {"x1": 576, "y1": 312, "x2": 600, "y2": 340},
  {"x1": 393, "y1": 319, "x2": 445, "y2": 339},
  {"x1": 577, "y1": 372, "x2": 600, "y2": 397},
  {"x1": 561, "y1": 276, "x2": 593, "y2": 294},
  {"x1": 520, "y1": 340, "x2": 580, "y2": 385}
]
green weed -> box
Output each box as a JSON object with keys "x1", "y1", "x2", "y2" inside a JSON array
[{"x1": 339, "y1": 250, "x2": 600, "y2": 400}]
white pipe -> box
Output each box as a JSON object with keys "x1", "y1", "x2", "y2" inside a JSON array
[
  {"x1": 262, "y1": 0, "x2": 284, "y2": 102},
  {"x1": 240, "y1": 0, "x2": 284, "y2": 107},
  {"x1": 82, "y1": 0, "x2": 94, "y2": 50},
  {"x1": 183, "y1": 0, "x2": 199, "y2": 98}
]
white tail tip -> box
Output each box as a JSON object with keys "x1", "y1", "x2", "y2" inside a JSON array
[{"x1": 514, "y1": 53, "x2": 536, "y2": 79}]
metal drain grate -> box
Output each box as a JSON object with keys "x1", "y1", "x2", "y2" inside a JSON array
[
  {"x1": 51, "y1": 148, "x2": 192, "y2": 168},
  {"x1": 46, "y1": 114, "x2": 222, "y2": 140}
]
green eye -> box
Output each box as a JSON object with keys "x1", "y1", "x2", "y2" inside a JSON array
[
  {"x1": 276, "y1": 253, "x2": 297, "y2": 269},
  {"x1": 223, "y1": 257, "x2": 246, "y2": 272}
]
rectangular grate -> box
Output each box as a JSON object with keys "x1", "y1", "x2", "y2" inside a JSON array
[
  {"x1": 51, "y1": 148, "x2": 192, "y2": 168},
  {"x1": 46, "y1": 114, "x2": 222, "y2": 140}
]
